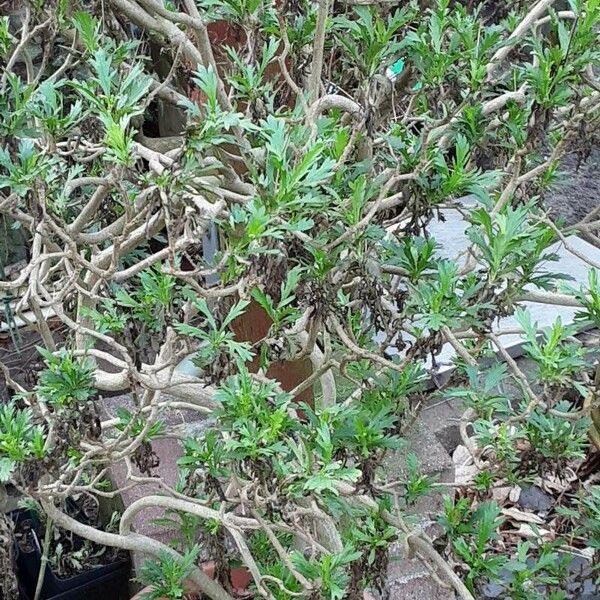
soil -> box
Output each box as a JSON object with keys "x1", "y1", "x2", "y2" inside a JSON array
[{"x1": 543, "y1": 148, "x2": 600, "y2": 226}]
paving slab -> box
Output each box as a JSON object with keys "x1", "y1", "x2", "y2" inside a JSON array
[
  {"x1": 99, "y1": 395, "x2": 203, "y2": 570},
  {"x1": 428, "y1": 204, "x2": 600, "y2": 374},
  {"x1": 384, "y1": 419, "x2": 454, "y2": 483},
  {"x1": 379, "y1": 201, "x2": 600, "y2": 385},
  {"x1": 385, "y1": 541, "x2": 456, "y2": 600},
  {"x1": 420, "y1": 397, "x2": 463, "y2": 454}
]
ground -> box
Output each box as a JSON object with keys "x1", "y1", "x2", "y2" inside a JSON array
[{"x1": 544, "y1": 148, "x2": 600, "y2": 226}]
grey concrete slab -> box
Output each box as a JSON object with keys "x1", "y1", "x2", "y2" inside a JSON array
[
  {"x1": 379, "y1": 202, "x2": 600, "y2": 379},
  {"x1": 382, "y1": 419, "x2": 454, "y2": 483},
  {"x1": 429, "y1": 207, "x2": 599, "y2": 372},
  {"x1": 386, "y1": 541, "x2": 456, "y2": 600}
]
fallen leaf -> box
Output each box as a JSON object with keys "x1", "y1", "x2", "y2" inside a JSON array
[
  {"x1": 501, "y1": 507, "x2": 545, "y2": 525},
  {"x1": 509, "y1": 486, "x2": 521, "y2": 503},
  {"x1": 538, "y1": 472, "x2": 576, "y2": 494},
  {"x1": 491, "y1": 486, "x2": 511, "y2": 504},
  {"x1": 516, "y1": 523, "x2": 553, "y2": 541},
  {"x1": 580, "y1": 547, "x2": 595, "y2": 560}
]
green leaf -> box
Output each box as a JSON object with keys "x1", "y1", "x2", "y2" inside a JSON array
[
  {"x1": 174, "y1": 322, "x2": 209, "y2": 340},
  {"x1": 92, "y1": 48, "x2": 114, "y2": 97},
  {"x1": 0, "y1": 457, "x2": 16, "y2": 482},
  {"x1": 194, "y1": 298, "x2": 218, "y2": 330},
  {"x1": 72, "y1": 12, "x2": 100, "y2": 52},
  {"x1": 222, "y1": 298, "x2": 250, "y2": 328}
]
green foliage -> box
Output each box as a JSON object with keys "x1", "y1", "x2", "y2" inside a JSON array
[
  {"x1": 0, "y1": 16, "x2": 10, "y2": 55},
  {"x1": 175, "y1": 297, "x2": 253, "y2": 369},
  {"x1": 0, "y1": 403, "x2": 45, "y2": 481},
  {"x1": 568, "y1": 268, "x2": 600, "y2": 326},
  {"x1": 179, "y1": 430, "x2": 228, "y2": 479},
  {"x1": 473, "y1": 419, "x2": 522, "y2": 479},
  {"x1": 115, "y1": 408, "x2": 164, "y2": 441},
  {"x1": 226, "y1": 38, "x2": 279, "y2": 105},
  {"x1": 516, "y1": 310, "x2": 587, "y2": 388},
  {"x1": 215, "y1": 368, "x2": 295, "y2": 461},
  {"x1": 570, "y1": 486, "x2": 600, "y2": 549},
  {"x1": 423, "y1": 134, "x2": 501, "y2": 202},
  {"x1": 335, "y1": 6, "x2": 415, "y2": 79},
  {"x1": 350, "y1": 504, "x2": 397, "y2": 568},
  {"x1": 115, "y1": 266, "x2": 178, "y2": 332},
  {"x1": 438, "y1": 495, "x2": 473, "y2": 539},
  {"x1": 31, "y1": 80, "x2": 83, "y2": 139},
  {"x1": 138, "y1": 546, "x2": 200, "y2": 600},
  {"x1": 251, "y1": 266, "x2": 303, "y2": 332},
  {"x1": 291, "y1": 546, "x2": 361, "y2": 600},
  {"x1": 404, "y1": 452, "x2": 437, "y2": 505},
  {"x1": 467, "y1": 203, "x2": 560, "y2": 289},
  {"x1": 408, "y1": 259, "x2": 486, "y2": 331},
  {"x1": 1, "y1": 1, "x2": 600, "y2": 598},
  {"x1": 524, "y1": 401, "x2": 589, "y2": 464},
  {"x1": 0, "y1": 138, "x2": 52, "y2": 198},
  {"x1": 290, "y1": 414, "x2": 362, "y2": 496},
  {"x1": 72, "y1": 12, "x2": 101, "y2": 53},
  {"x1": 35, "y1": 348, "x2": 95, "y2": 407},
  {"x1": 503, "y1": 541, "x2": 570, "y2": 600},
  {"x1": 67, "y1": 34, "x2": 151, "y2": 165},
  {"x1": 182, "y1": 65, "x2": 256, "y2": 151},
  {"x1": 198, "y1": 0, "x2": 276, "y2": 27},
  {"x1": 447, "y1": 501, "x2": 506, "y2": 592},
  {"x1": 84, "y1": 298, "x2": 128, "y2": 335},
  {"x1": 152, "y1": 510, "x2": 204, "y2": 554},
  {"x1": 446, "y1": 363, "x2": 510, "y2": 418},
  {"x1": 0, "y1": 73, "x2": 38, "y2": 138},
  {"x1": 334, "y1": 398, "x2": 402, "y2": 459},
  {"x1": 383, "y1": 236, "x2": 436, "y2": 284}
]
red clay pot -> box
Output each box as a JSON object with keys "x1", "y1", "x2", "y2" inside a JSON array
[{"x1": 230, "y1": 299, "x2": 314, "y2": 407}]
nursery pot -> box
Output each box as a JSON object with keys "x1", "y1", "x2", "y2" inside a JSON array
[
  {"x1": 11, "y1": 509, "x2": 131, "y2": 600},
  {"x1": 130, "y1": 562, "x2": 251, "y2": 599}
]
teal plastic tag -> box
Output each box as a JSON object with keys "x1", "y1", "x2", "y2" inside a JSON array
[{"x1": 390, "y1": 58, "x2": 405, "y2": 76}]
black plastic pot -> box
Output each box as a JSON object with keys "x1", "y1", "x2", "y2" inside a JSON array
[{"x1": 11, "y1": 509, "x2": 131, "y2": 600}]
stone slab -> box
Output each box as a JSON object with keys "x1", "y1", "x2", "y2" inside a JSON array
[
  {"x1": 384, "y1": 419, "x2": 454, "y2": 482},
  {"x1": 429, "y1": 206, "x2": 598, "y2": 366},
  {"x1": 420, "y1": 397, "x2": 463, "y2": 454},
  {"x1": 99, "y1": 395, "x2": 202, "y2": 571},
  {"x1": 379, "y1": 202, "x2": 600, "y2": 383},
  {"x1": 385, "y1": 541, "x2": 456, "y2": 600}
]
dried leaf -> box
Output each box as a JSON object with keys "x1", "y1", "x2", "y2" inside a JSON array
[
  {"x1": 516, "y1": 523, "x2": 553, "y2": 541},
  {"x1": 538, "y1": 472, "x2": 576, "y2": 494},
  {"x1": 580, "y1": 547, "x2": 595, "y2": 560},
  {"x1": 491, "y1": 486, "x2": 511, "y2": 504},
  {"x1": 501, "y1": 507, "x2": 545, "y2": 525},
  {"x1": 509, "y1": 486, "x2": 521, "y2": 503}
]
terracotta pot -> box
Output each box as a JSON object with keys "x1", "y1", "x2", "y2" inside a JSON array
[
  {"x1": 230, "y1": 299, "x2": 314, "y2": 406},
  {"x1": 131, "y1": 562, "x2": 251, "y2": 599},
  {"x1": 202, "y1": 561, "x2": 251, "y2": 594}
]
